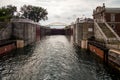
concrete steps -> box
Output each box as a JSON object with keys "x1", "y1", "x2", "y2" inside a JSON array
[
  {"x1": 97, "y1": 23, "x2": 120, "y2": 44},
  {"x1": 98, "y1": 23, "x2": 115, "y2": 38}
]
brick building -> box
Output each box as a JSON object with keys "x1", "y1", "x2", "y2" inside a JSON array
[
  {"x1": 93, "y1": 3, "x2": 120, "y2": 22},
  {"x1": 93, "y1": 3, "x2": 120, "y2": 36}
]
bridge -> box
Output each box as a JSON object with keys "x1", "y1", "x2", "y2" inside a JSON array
[{"x1": 46, "y1": 22, "x2": 67, "y2": 26}]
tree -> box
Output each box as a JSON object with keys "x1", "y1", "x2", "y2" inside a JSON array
[
  {"x1": 21, "y1": 5, "x2": 48, "y2": 22},
  {"x1": 6, "y1": 5, "x2": 17, "y2": 16},
  {"x1": 0, "y1": 5, "x2": 17, "y2": 21}
]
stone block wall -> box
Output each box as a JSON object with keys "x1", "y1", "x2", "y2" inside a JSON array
[
  {"x1": 12, "y1": 22, "x2": 37, "y2": 46},
  {"x1": 84, "y1": 23, "x2": 94, "y2": 39},
  {"x1": 0, "y1": 22, "x2": 12, "y2": 40},
  {"x1": 0, "y1": 19, "x2": 45, "y2": 47},
  {"x1": 73, "y1": 22, "x2": 94, "y2": 46}
]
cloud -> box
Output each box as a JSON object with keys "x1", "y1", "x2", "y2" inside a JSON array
[{"x1": 0, "y1": 0, "x2": 120, "y2": 26}]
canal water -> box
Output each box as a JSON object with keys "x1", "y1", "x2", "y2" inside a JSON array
[{"x1": 0, "y1": 35, "x2": 120, "y2": 80}]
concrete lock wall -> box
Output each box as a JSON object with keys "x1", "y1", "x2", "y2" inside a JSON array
[
  {"x1": 81, "y1": 40, "x2": 88, "y2": 49},
  {"x1": 16, "y1": 40, "x2": 24, "y2": 48},
  {"x1": 0, "y1": 19, "x2": 43, "y2": 48},
  {"x1": 73, "y1": 24, "x2": 76, "y2": 44},
  {"x1": 0, "y1": 19, "x2": 43, "y2": 54},
  {"x1": 0, "y1": 43, "x2": 16, "y2": 55},
  {"x1": 76, "y1": 23, "x2": 83, "y2": 45},
  {"x1": 88, "y1": 44, "x2": 104, "y2": 59},
  {"x1": 73, "y1": 22, "x2": 94, "y2": 47},
  {"x1": 0, "y1": 22, "x2": 12, "y2": 40},
  {"x1": 84, "y1": 23, "x2": 94, "y2": 39},
  {"x1": 12, "y1": 22, "x2": 37, "y2": 46}
]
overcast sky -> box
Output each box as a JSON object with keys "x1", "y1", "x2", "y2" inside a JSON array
[{"x1": 0, "y1": 0, "x2": 120, "y2": 26}]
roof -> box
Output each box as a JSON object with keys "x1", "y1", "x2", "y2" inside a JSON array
[{"x1": 105, "y1": 8, "x2": 120, "y2": 13}]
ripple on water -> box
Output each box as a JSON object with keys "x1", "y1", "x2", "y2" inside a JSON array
[{"x1": 0, "y1": 35, "x2": 119, "y2": 80}]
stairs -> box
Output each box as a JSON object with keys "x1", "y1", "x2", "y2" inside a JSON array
[
  {"x1": 98, "y1": 23, "x2": 115, "y2": 38},
  {"x1": 94, "y1": 21, "x2": 120, "y2": 49},
  {"x1": 96, "y1": 22, "x2": 120, "y2": 44}
]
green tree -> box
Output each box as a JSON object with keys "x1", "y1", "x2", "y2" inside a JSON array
[
  {"x1": 21, "y1": 5, "x2": 48, "y2": 22},
  {"x1": 6, "y1": 5, "x2": 17, "y2": 16},
  {"x1": 0, "y1": 5, "x2": 17, "y2": 21}
]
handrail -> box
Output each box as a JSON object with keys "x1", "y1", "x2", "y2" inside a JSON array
[
  {"x1": 94, "y1": 21, "x2": 108, "y2": 42},
  {"x1": 105, "y1": 22, "x2": 120, "y2": 41}
]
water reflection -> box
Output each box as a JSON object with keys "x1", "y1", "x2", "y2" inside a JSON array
[{"x1": 0, "y1": 35, "x2": 119, "y2": 80}]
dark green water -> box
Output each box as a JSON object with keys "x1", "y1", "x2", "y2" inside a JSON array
[{"x1": 0, "y1": 35, "x2": 120, "y2": 80}]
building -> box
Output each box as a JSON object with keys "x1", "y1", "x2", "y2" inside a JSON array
[
  {"x1": 72, "y1": 18, "x2": 94, "y2": 48},
  {"x1": 93, "y1": 3, "x2": 120, "y2": 36},
  {"x1": 92, "y1": 4, "x2": 120, "y2": 69}
]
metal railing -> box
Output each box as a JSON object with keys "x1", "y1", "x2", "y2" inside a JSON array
[
  {"x1": 94, "y1": 21, "x2": 108, "y2": 42},
  {"x1": 105, "y1": 22, "x2": 120, "y2": 41},
  {"x1": 88, "y1": 40, "x2": 108, "y2": 50}
]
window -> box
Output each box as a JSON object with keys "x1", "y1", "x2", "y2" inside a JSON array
[
  {"x1": 111, "y1": 14, "x2": 115, "y2": 22},
  {"x1": 88, "y1": 28, "x2": 93, "y2": 32},
  {"x1": 111, "y1": 24, "x2": 115, "y2": 29}
]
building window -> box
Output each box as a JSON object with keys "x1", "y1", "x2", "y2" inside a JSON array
[
  {"x1": 111, "y1": 24, "x2": 115, "y2": 29},
  {"x1": 88, "y1": 28, "x2": 93, "y2": 32},
  {"x1": 111, "y1": 14, "x2": 115, "y2": 22}
]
